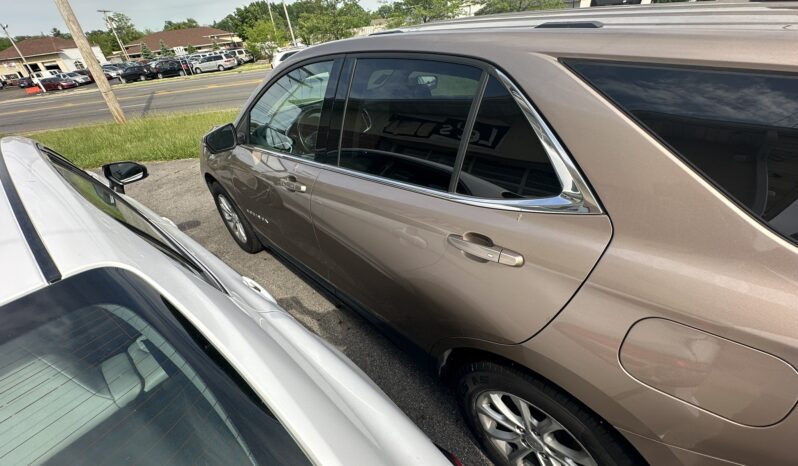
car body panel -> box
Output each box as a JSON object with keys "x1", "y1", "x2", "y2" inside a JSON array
[{"x1": 0, "y1": 136, "x2": 450, "y2": 466}]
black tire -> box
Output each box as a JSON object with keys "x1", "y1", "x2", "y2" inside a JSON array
[
  {"x1": 195, "y1": 68, "x2": 202, "y2": 74},
  {"x1": 456, "y1": 361, "x2": 642, "y2": 466},
  {"x1": 139, "y1": 74, "x2": 146, "y2": 81},
  {"x1": 57, "y1": 85, "x2": 63, "y2": 90},
  {"x1": 179, "y1": 70, "x2": 186, "y2": 76},
  {"x1": 218, "y1": 65, "x2": 224, "y2": 72},
  {"x1": 157, "y1": 72, "x2": 163, "y2": 79},
  {"x1": 210, "y1": 182, "x2": 263, "y2": 254}
]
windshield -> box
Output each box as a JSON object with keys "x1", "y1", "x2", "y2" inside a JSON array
[
  {"x1": 43, "y1": 148, "x2": 223, "y2": 291},
  {"x1": 0, "y1": 267, "x2": 310, "y2": 465}
]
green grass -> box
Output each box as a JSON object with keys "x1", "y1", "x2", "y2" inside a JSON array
[{"x1": 26, "y1": 109, "x2": 238, "y2": 168}]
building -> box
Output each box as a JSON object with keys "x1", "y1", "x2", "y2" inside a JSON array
[
  {"x1": 118, "y1": 27, "x2": 242, "y2": 60},
  {"x1": 0, "y1": 37, "x2": 107, "y2": 78}
]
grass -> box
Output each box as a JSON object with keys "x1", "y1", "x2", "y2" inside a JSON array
[{"x1": 26, "y1": 109, "x2": 238, "y2": 168}]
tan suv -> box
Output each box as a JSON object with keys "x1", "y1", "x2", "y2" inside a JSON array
[{"x1": 201, "y1": 3, "x2": 798, "y2": 465}]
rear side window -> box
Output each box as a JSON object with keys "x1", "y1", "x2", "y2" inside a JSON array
[
  {"x1": 338, "y1": 58, "x2": 482, "y2": 192},
  {"x1": 569, "y1": 60, "x2": 798, "y2": 243},
  {"x1": 456, "y1": 76, "x2": 561, "y2": 199}
]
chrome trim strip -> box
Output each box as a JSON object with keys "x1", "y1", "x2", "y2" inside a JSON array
[{"x1": 244, "y1": 70, "x2": 602, "y2": 215}]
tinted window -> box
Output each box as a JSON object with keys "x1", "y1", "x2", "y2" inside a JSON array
[
  {"x1": 0, "y1": 268, "x2": 309, "y2": 465},
  {"x1": 456, "y1": 76, "x2": 561, "y2": 199},
  {"x1": 338, "y1": 58, "x2": 482, "y2": 192},
  {"x1": 249, "y1": 61, "x2": 333, "y2": 158},
  {"x1": 570, "y1": 60, "x2": 798, "y2": 243}
]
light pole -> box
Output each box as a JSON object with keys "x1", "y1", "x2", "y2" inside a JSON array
[
  {"x1": 282, "y1": 1, "x2": 297, "y2": 46},
  {"x1": 0, "y1": 23, "x2": 46, "y2": 93},
  {"x1": 98, "y1": 10, "x2": 130, "y2": 62}
]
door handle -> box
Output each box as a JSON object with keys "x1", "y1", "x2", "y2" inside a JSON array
[
  {"x1": 280, "y1": 177, "x2": 307, "y2": 193},
  {"x1": 447, "y1": 234, "x2": 524, "y2": 267}
]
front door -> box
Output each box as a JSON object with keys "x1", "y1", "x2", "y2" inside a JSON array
[
  {"x1": 232, "y1": 59, "x2": 339, "y2": 273},
  {"x1": 312, "y1": 56, "x2": 612, "y2": 349}
]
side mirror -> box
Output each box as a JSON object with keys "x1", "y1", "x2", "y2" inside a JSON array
[
  {"x1": 205, "y1": 123, "x2": 238, "y2": 154},
  {"x1": 102, "y1": 161, "x2": 148, "y2": 194}
]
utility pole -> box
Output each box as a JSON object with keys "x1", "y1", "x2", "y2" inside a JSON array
[
  {"x1": 0, "y1": 23, "x2": 46, "y2": 93},
  {"x1": 98, "y1": 10, "x2": 130, "y2": 62},
  {"x1": 267, "y1": 2, "x2": 275, "y2": 28},
  {"x1": 54, "y1": 0, "x2": 126, "y2": 123},
  {"x1": 282, "y1": 1, "x2": 297, "y2": 46}
]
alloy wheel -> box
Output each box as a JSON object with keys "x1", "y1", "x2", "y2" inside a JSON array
[
  {"x1": 157, "y1": 73, "x2": 163, "y2": 79},
  {"x1": 475, "y1": 391, "x2": 598, "y2": 466},
  {"x1": 217, "y1": 194, "x2": 247, "y2": 243},
  {"x1": 218, "y1": 65, "x2": 224, "y2": 71},
  {"x1": 139, "y1": 75, "x2": 146, "y2": 81},
  {"x1": 195, "y1": 68, "x2": 202, "y2": 74}
]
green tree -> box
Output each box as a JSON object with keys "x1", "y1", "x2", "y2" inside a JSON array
[
  {"x1": 158, "y1": 39, "x2": 175, "y2": 56},
  {"x1": 298, "y1": 0, "x2": 370, "y2": 44},
  {"x1": 388, "y1": 0, "x2": 464, "y2": 26},
  {"x1": 86, "y1": 30, "x2": 116, "y2": 56},
  {"x1": 0, "y1": 37, "x2": 12, "y2": 52},
  {"x1": 475, "y1": 0, "x2": 564, "y2": 15},
  {"x1": 163, "y1": 18, "x2": 200, "y2": 31},
  {"x1": 140, "y1": 42, "x2": 154, "y2": 59},
  {"x1": 108, "y1": 13, "x2": 143, "y2": 44},
  {"x1": 50, "y1": 27, "x2": 71, "y2": 39},
  {"x1": 186, "y1": 44, "x2": 197, "y2": 54}
]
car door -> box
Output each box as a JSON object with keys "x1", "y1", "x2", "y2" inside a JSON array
[
  {"x1": 311, "y1": 56, "x2": 612, "y2": 349},
  {"x1": 224, "y1": 58, "x2": 341, "y2": 274}
]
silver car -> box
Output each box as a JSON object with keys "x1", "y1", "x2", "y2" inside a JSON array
[
  {"x1": 0, "y1": 136, "x2": 454, "y2": 466},
  {"x1": 192, "y1": 53, "x2": 237, "y2": 73}
]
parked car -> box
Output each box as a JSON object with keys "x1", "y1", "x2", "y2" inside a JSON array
[
  {"x1": 192, "y1": 53, "x2": 237, "y2": 74},
  {"x1": 39, "y1": 76, "x2": 78, "y2": 91},
  {"x1": 0, "y1": 136, "x2": 457, "y2": 466},
  {"x1": 271, "y1": 47, "x2": 307, "y2": 69},
  {"x1": 152, "y1": 59, "x2": 187, "y2": 78},
  {"x1": 228, "y1": 48, "x2": 254, "y2": 65},
  {"x1": 102, "y1": 64, "x2": 122, "y2": 78},
  {"x1": 201, "y1": 4, "x2": 798, "y2": 466},
  {"x1": 31, "y1": 69, "x2": 60, "y2": 84},
  {"x1": 118, "y1": 64, "x2": 156, "y2": 83},
  {"x1": 56, "y1": 71, "x2": 91, "y2": 85},
  {"x1": 17, "y1": 76, "x2": 34, "y2": 88}
]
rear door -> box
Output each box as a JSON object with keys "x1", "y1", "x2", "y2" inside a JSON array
[
  {"x1": 311, "y1": 55, "x2": 612, "y2": 348},
  {"x1": 226, "y1": 58, "x2": 341, "y2": 274}
]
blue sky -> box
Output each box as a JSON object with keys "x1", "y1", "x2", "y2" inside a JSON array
[{"x1": 3, "y1": 0, "x2": 385, "y2": 37}]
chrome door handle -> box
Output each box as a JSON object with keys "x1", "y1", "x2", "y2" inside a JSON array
[
  {"x1": 280, "y1": 178, "x2": 307, "y2": 193},
  {"x1": 447, "y1": 234, "x2": 524, "y2": 267}
]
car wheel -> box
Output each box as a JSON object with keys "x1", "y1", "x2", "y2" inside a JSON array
[
  {"x1": 139, "y1": 75, "x2": 146, "y2": 81},
  {"x1": 210, "y1": 182, "x2": 263, "y2": 254},
  {"x1": 179, "y1": 70, "x2": 185, "y2": 76},
  {"x1": 195, "y1": 68, "x2": 202, "y2": 74},
  {"x1": 157, "y1": 72, "x2": 163, "y2": 79},
  {"x1": 218, "y1": 65, "x2": 224, "y2": 72},
  {"x1": 456, "y1": 361, "x2": 641, "y2": 466}
]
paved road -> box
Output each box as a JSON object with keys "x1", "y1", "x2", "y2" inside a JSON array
[
  {"x1": 125, "y1": 159, "x2": 492, "y2": 466},
  {"x1": 0, "y1": 71, "x2": 266, "y2": 134}
]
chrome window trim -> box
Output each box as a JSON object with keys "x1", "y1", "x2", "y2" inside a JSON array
[{"x1": 244, "y1": 61, "x2": 602, "y2": 214}]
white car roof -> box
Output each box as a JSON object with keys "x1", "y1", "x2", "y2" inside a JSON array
[{"x1": 0, "y1": 136, "x2": 449, "y2": 466}]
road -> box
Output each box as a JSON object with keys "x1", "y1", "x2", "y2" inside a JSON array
[
  {"x1": 0, "y1": 71, "x2": 266, "y2": 133},
  {"x1": 125, "y1": 159, "x2": 492, "y2": 466}
]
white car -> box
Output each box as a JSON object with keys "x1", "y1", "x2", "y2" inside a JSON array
[
  {"x1": 0, "y1": 136, "x2": 456, "y2": 466},
  {"x1": 272, "y1": 46, "x2": 307, "y2": 69},
  {"x1": 56, "y1": 71, "x2": 91, "y2": 85},
  {"x1": 192, "y1": 53, "x2": 237, "y2": 73},
  {"x1": 31, "y1": 69, "x2": 60, "y2": 84}
]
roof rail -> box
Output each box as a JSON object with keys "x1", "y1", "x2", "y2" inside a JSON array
[
  {"x1": 535, "y1": 21, "x2": 603, "y2": 29},
  {"x1": 369, "y1": 30, "x2": 403, "y2": 36}
]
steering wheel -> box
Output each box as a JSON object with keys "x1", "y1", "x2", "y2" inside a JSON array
[{"x1": 289, "y1": 104, "x2": 323, "y2": 154}]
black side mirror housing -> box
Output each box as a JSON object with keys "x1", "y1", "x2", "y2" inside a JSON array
[
  {"x1": 102, "y1": 161, "x2": 148, "y2": 194},
  {"x1": 205, "y1": 123, "x2": 238, "y2": 154}
]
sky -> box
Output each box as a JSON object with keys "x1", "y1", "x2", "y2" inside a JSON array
[{"x1": 2, "y1": 0, "x2": 384, "y2": 37}]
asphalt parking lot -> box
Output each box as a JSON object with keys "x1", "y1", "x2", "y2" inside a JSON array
[{"x1": 126, "y1": 158, "x2": 492, "y2": 466}]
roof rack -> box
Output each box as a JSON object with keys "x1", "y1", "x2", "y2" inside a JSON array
[{"x1": 536, "y1": 21, "x2": 603, "y2": 28}]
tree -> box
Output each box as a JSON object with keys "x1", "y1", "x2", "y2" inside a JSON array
[
  {"x1": 475, "y1": 0, "x2": 564, "y2": 15},
  {"x1": 163, "y1": 18, "x2": 200, "y2": 31},
  {"x1": 186, "y1": 44, "x2": 197, "y2": 54},
  {"x1": 211, "y1": 39, "x2": 220, "y2": 51},
  {"x1": 298, "y1": 0, "x2": 371, "y2": 44},
  {"x1": 108, "y1": 13, "x2": 143, "y2": 44},
  {"x1": 50, "y1": 27, "x2": 71, "y2": 39},
  {"x1": 86, "y1": 30, "x2": 117, "y2": 56},
  {"x1": 140, "y1": 42, "x2": 154, "y2": 59},
  {"x1": 0, "y1": 37, "x2": 12, "y2": 52},
  {"x1": 158, "y1": 39, "x2": 175, "y2": 56},
  {"x1": 388, "y1": 0, "x2": 464, "y2": 26}
]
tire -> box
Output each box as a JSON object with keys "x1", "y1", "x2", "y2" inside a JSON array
[
  {"x1": 139, "y1": 75, "x2": 146, "y2": 81},
  {"x1": 456, "y1": 361, "x2": 642, "y2": 466},
  {"x1": 194, "y1": 68, "x2": 202, "y2": 74},
  {"x1": 218, "y1": 65, "x2": 224, "y2": 72},
  {"x1": 179, "y1": 70, "x2": 185, "y2": 76},
  {"x1": 210, "y1": 182, "x2": 263, "y2": 254},
  {"x1": 57, "y1": 85, "x2": 63, "y2": 90},
  {"x1": 157, "y1": 72, "x2": 163, "y2": 79}
]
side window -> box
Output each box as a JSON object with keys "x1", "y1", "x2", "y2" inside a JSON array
[
  {"x1": 569, "y1": 60, "x2": 798, "y2": 244},
  {"x1": 456, "y1": 76, "x2": 561, "y2": 199},
  {"x1": 249, "y1": 60, "x2": 333, "y2": 157},
  {"x1": 338, "y1": 58, "x2": 482, "y2": 192}
]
